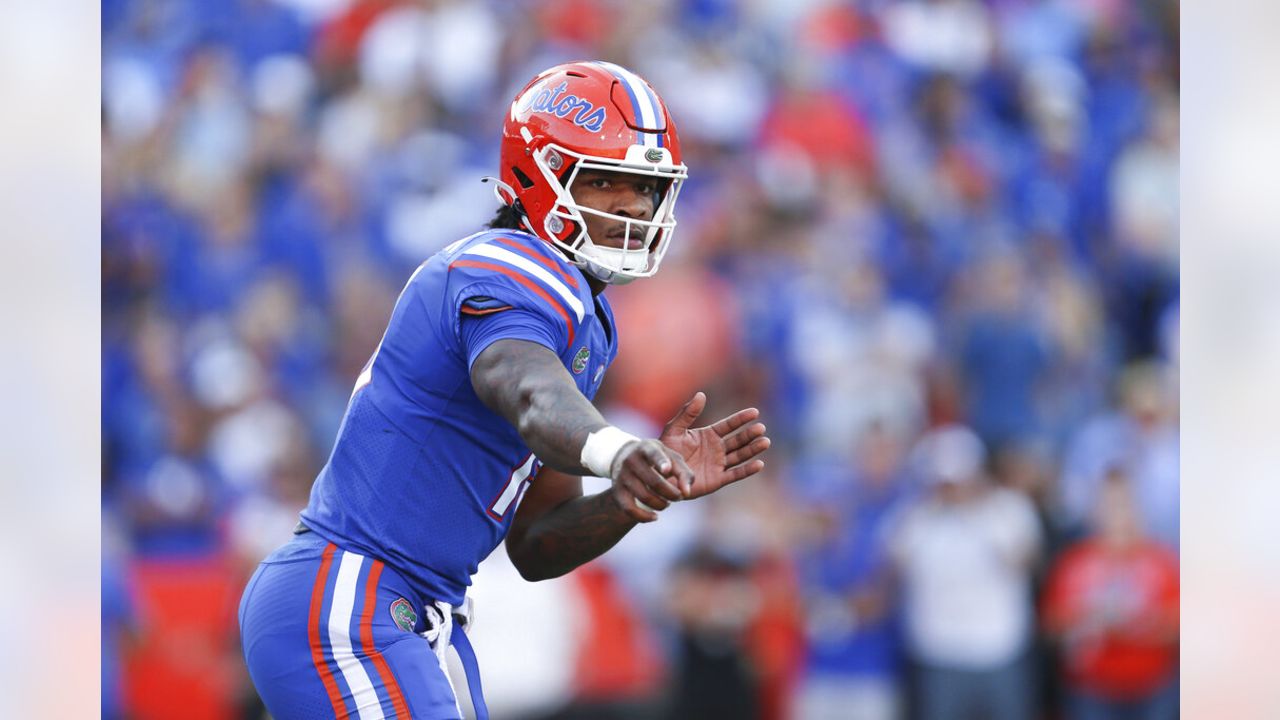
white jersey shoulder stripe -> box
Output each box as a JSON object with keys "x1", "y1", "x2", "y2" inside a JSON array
[{"x1": 463, "y1": 243, "x2": 586, "y2": 321}]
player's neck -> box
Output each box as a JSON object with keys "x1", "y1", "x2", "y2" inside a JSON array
[{"x1": 587, "y1": 276, "x2": 607, "y2": 296}]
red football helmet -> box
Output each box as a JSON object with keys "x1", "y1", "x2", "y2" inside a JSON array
[{"x1": 497, "y1": 61, "x2": 687, "y2": 284}]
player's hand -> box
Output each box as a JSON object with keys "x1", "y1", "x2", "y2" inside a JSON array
[
  {"x1": 659, "y1": 392, "x2": 770, "y2": 500},
  {"x1": 608, "y1": 439, "x2": 693, "y2": 522}
]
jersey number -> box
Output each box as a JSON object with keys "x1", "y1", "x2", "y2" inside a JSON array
[{"x1": 486, "y1": 454, "x2": 539, "y2": 521}]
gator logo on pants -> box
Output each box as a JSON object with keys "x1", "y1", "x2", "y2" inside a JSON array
[{"x1": 390, "y1": 598, "x2": 417, "y2": 633}]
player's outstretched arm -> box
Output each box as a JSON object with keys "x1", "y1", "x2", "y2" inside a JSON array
[{"x1": 471, "y1": 338, "x2": 690, "y2": 518}]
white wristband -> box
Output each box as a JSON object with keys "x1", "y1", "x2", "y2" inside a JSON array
[{"x1": 581, "y1": 426, "x2": 641, "y2": 478}]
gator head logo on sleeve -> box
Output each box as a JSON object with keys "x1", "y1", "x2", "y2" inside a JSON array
[
  {"x1": 390, "y1": 598, "x2": 418, "y2": 633},
  {"x1": 572, "y1": 346, "x2": 591, "y2": 374}
]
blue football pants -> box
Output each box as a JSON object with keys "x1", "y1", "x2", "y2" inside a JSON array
[{"x1": 239, "y1": 532, "x2": 466, "y2": 719}]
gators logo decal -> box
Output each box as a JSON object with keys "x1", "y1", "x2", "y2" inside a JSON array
[
  {"x1": 522, "y1": 81, "x2": 607, "y2": 133},
  {"x1": 390, "y1": 598, "x2": 417, "y2": 633},
  {"x1": 572, "y1": 346, "x2": 590, "y2": 374}
]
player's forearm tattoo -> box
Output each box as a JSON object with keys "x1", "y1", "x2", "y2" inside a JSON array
[
  {"x1": 471, "y1": 339, "x2": 608, "y2": 475},
  {"x1": 509, "y1": 491, "x2": 636, "y2": 581}
]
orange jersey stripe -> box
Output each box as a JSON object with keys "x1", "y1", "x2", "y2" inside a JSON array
[
  {"x1": 308, "y1": 543, "x2": 349, "y2": 718},
  {"x1": 449, "y1": 259, "x2": 576, "y2": 346},
  {"x1": 492, "y1": 237, "x2": 581, "y2": 289},
  {"x1": 361, "y1": 561, "x2": 412, "y2": 718}
]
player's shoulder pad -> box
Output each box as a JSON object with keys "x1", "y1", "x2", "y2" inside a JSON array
[{"x1": 446, "y1": 229, "x2": 587, "y2": 324}]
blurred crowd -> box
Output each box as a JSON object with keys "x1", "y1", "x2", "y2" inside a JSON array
[{"x1": 101, "y1": 0, "x2": 1179, "y2": 718}]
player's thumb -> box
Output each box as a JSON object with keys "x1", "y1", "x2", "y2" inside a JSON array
[{"x1": 667, "y1": 391, "x2": 706, "y2": 431}]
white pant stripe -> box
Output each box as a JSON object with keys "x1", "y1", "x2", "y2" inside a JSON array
[{"x1": 328, "y1": 551, "x2": 386, "y2": 720}]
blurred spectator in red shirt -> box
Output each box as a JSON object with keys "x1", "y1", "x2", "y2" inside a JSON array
[
  {"x1": 757, "y1": 70, "x2": 876, "y2": 182},
  {"x1": 1042, "y1": 469, "x2": 1179, "y2": 720}
]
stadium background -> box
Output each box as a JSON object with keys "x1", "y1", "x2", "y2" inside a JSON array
[{"x1": 101, "y1": 0, "x2": 1179, "y2": 718}]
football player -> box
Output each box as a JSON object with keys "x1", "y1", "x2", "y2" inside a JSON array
[{"x1": 238, "y1": 60, "x2": 771, "y2": 719}]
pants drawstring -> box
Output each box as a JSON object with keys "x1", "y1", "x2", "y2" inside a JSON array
[{"x1": 422, "y1": 599, "x2": 487, "y2": 720}]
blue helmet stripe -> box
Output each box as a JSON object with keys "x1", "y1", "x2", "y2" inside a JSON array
[{"x1": 593, "y1": 61, "x2": 660, "y2": 148}]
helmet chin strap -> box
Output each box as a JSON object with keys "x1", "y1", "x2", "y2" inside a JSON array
[
  {"x1": 581, "y1": 243, "x2": 646, "y2": 276},
  {"x1": 575, "y1": 221, "x2": 651, "y2": 285},
  {"x1": 481, "y1": 176, "x2": 519, "y2": 207},
  {"x1": 580, "y1": 257, "x2": 637, "y2": 286}
]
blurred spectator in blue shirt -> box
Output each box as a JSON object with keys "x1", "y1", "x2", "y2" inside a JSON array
[
  {"x1": 1059, "y1": 360, "x2": 1179, "y2": 549},
  {"x1": 957, "y1": 250, "x2": 1048, "y2": 452},
  {"x1": 792, "y1": 421, "x2": 913, "y2": 720}
]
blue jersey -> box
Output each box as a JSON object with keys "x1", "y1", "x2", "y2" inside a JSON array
[{"x1": 300, "y1": 229, "x2": 618, "y2": 606}]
